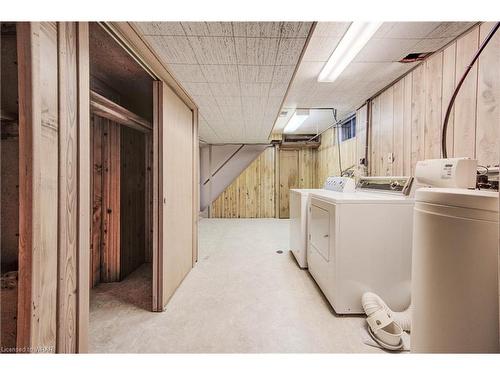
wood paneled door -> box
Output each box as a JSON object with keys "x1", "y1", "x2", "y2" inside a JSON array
[
  {"x1": 279, "y1": 150, "x2": 299, "y2": 218},
  {"x1": 152, "y1": 81, "x2": 197, "y2": 312}
]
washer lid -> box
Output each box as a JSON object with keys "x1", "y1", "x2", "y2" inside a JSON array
[{"x1": 415, "y1": 188, "x2": 499, "y2": 212}]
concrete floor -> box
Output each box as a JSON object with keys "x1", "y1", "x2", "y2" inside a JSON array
[{"x1": 90, "y1": 218, "x2": 381, "y2": 353}]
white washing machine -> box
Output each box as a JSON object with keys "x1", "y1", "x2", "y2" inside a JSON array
[
  {"x1": 307, "y1": 177, "x2": 415, "y2": 314},
  {"x1": 289, "y1": 177, "x2": 355, "y2": 268}
]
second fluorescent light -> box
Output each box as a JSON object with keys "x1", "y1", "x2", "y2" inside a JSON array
[
  {"x1": 318, "y1": 22, "x2": 382, "y2": 83},
  {"x1": 284, "y1": 109, "x2": 310, "y2": 134}
]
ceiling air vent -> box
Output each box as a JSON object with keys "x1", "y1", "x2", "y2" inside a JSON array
[{"x1": 399, "y1": 52, "x2": 433, "y2": 63}]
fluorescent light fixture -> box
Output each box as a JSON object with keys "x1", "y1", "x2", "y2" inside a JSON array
[
  {"x1": 318, "y1": 22, "x2": 382, "y2": 83},
  {"x1": 284, "y1": 109, "x2": 310, "y2": 134}
]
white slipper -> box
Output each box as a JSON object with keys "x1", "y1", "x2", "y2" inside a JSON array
[{"x1": 366, "y1": 308, "x2": 404, "y2": 351}]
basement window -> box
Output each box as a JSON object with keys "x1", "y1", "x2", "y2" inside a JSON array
[{"x1": 340, "y1": 115, "x2": 356, "y2": 142}]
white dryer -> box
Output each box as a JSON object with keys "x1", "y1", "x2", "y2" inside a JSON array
[
  {"x1": 307, "y1": 177, "x2": 414, "y2": 314},
  {"x1": 289, "y1": 177, "x2": 355, "y2": 268}
]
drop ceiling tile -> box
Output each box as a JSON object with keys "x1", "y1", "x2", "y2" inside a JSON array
[
  {"x1": 276, "y1": 38, "x2": 307, "y2": 65},
  {"x1": 147, "y1": 36, "x2": 197, "y2": 64},
  {"x1": 167, "y1": 64, "x2": 206, "y2": 82},
  {"x1": 241, "y1": 83, "x2": 270, "y2": 97},
  {"x1": 200, "y1": 64, "x2": 239, "y2": 82},
  {"x1": 354, "y1": 38, "x2": 421, "y2": 62},
  {"x1": 238, "y1": 65, "x2": 274, "y2": 83},
  {"x1": 198, "y1": 120, "x2": 220, "y2": 143},
  {"x1": 280, "y1": 22, "x2": 313, "y2": 37},
  {"x1": 192, "y1": 94, "x2": 219, "y2": 109},
  {"x1": 412, "y1": 37, "x2": 455, "y2": 53},
  {"x1": 188, "y1": 36, "x2": 237, "y2": 64},
  {"x1": 269, "y1": 82, "x2": 288, "y2": 97},
  {"x1": 134, "y1": 22, "x2": 185, "y2": 36},
  {"x1": 181, "y1": 82, "x2": 213, "y2": 96},
  {"x1": 375, "y1": 22, "x2": 442, "y2": 39},
  {"x1": 181, "y1": 22, "x2": 233, "y2": 37},
  {"x1": 302, "y1": 36, "x2": 342, "y2": 62},
  {"x1": 313, "y1": 22, "x2": 350, "y2": 37},
  {"x1": 272, "y1": 65, "x2": 295, "y2": 83},
  {"x1": 293, "y1": 61, "x2": 324, "y2": 82},
  {"x1": 215, "y1": 96, "x2": 242, "y2": 107},
  {"x1": 243, "y1": 96, "x2": 269, "y2": 110},
  {"x1": 234, "y1": 37, "x2": 280, "y2": 65},
  {"x1": 232, "y1": 22, "x2": 282, "y2": 37},
  {"x1": 209, "y1": 82, "x2": 241, "y2": 97},
  {"x1": 201, "y1": 109, "x2": 225, "y2": 124},
  {"x1": 426, "y1": 22, "x2": 476, "y2": 38}
]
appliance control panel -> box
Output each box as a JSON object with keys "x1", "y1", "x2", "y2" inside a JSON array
[
  {"x1": 357, "y1": 176, "x2": 413, "y2": 195},
  {"x1": 324, "y1": 177, "x2": 356, "y2": 192}
]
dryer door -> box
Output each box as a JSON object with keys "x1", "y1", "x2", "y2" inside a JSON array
[{"x1": 309, "y1": 202, "x2": 330, "y2": 261}]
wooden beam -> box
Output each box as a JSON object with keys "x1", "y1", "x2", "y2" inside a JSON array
[
  {"x1": 90, "y1": 90, "x2": 152, "y2": 133},
  {"x1": 76, "y1": 21, "x2": 91, "y2": 354},
  {"x1": 57, "y1": 21, "x2": 78, "y2": 353}
]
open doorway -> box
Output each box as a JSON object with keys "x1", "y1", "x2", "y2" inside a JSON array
[
  {"x1": 0, "y1": 22, "x2": 19, "y2": 353},
  {"x1": 88, "y1": 23, "x2": 154, "y2": 312}
]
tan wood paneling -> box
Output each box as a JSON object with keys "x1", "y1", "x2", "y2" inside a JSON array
[
  {"x1": 210, "y1": 147, "x2": 276, "y2": 218},
  {"x1": 370, "y1": 96, "x2": 381, "y2": 175},
  {"x1": 101, "y1": 119, "x2": 121, "y2": 282},
  {"x1": 454, "y1": 27, "x2": 479, "y2": 158},
  {"x1": 402, "y1": 74, "x2": 413, "y2": 176},
  {"x1": 279, "y1": 149, "x2": 299, "y2": 218},
  {"x1": 410, "y1": 64, "x2": 426, "y2": 174},
  {"x1": 393, "y1": 80, "x2": 404, "y2": 175},
  {"x1": 91, "y1": 116, "x2": 103, "y2": 287},
  {"x1": 424, "y1": 51, "x2": 444, "y2": 159},
  {"x1": 16, "y1": 21, "x2": 38, "y2": 352},
  {"x1": 442, "y1": 43, "x2": 456, "y2": 157},
  {"x1": 368, "y1": 23, "x2": 498, "y2": 178},
  {"x1": 57, "y1": 22, "x2": 78, "y2": 353},
  {"x1": 380, "y1": 87, "x2": 394, "y2": 175},
  {"x1": 298, "y1": 148, "x2": 316, "y2": 188},
  {"x1": 17, "y1": 21, "x2": 59, "y2": 353},
  {"x1": 259, "y1": 146, "x2": 276, "y2": 218},
  {"x1": 476, "y1": 22, "x2": 500, "y2": 166},
  {"x1": 120, "y1": 126, "x2": 146, "y2": 279},
  {"x1": 76, "y1": 21, "x2": 91, "y2": 353},
  {"x1": 16, "y1": 21, "x2": 90, "y2": 353},
  {"x1": 355, "y1": 104, "x2": 368, "y2": 174},
  {"x1": 161, "y1": 82, "x2": 194, "y2": 307}
]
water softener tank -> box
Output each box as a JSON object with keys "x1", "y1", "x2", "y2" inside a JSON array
[{"x1": 411, "y1": 188, "x2": 499, "y2": 353}]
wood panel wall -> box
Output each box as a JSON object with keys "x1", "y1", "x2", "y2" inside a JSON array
[
  {"x1": 90, "y1": 115, "x2": 121, "y2": 285},
  {"x1": 315, "y1": 131, "x2": 357, "y2": 188},
  {"x1": 210, "y1": 146, "x2": 317, "y2": 219},
  {"x1": 210, "y1": 146, "x2": 276, "y2": 218},
  {"x1": 17, "y1": 21, "x2": 90, "y2": 353},
  {"x1": 120, "y1": 126, "x2": 146, "y2": 278},
  {"x1": 369, "y1": 22, "x2": 499, "y2": 176}
]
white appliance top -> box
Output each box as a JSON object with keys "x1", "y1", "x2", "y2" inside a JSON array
[
  {"x1": 309, "y1": 189, "x2": 415, "y2": 204},
  {"x1": 290, "y1": 188, "x2": 324, "y2": 195},
  {"x1": 416, "y1": 188, "x2": 499, "y2": 212}
]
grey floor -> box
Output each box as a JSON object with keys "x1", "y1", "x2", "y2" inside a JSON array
[{"x1": 89, "y1": 218, "x2": 381, "y2": 353}]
